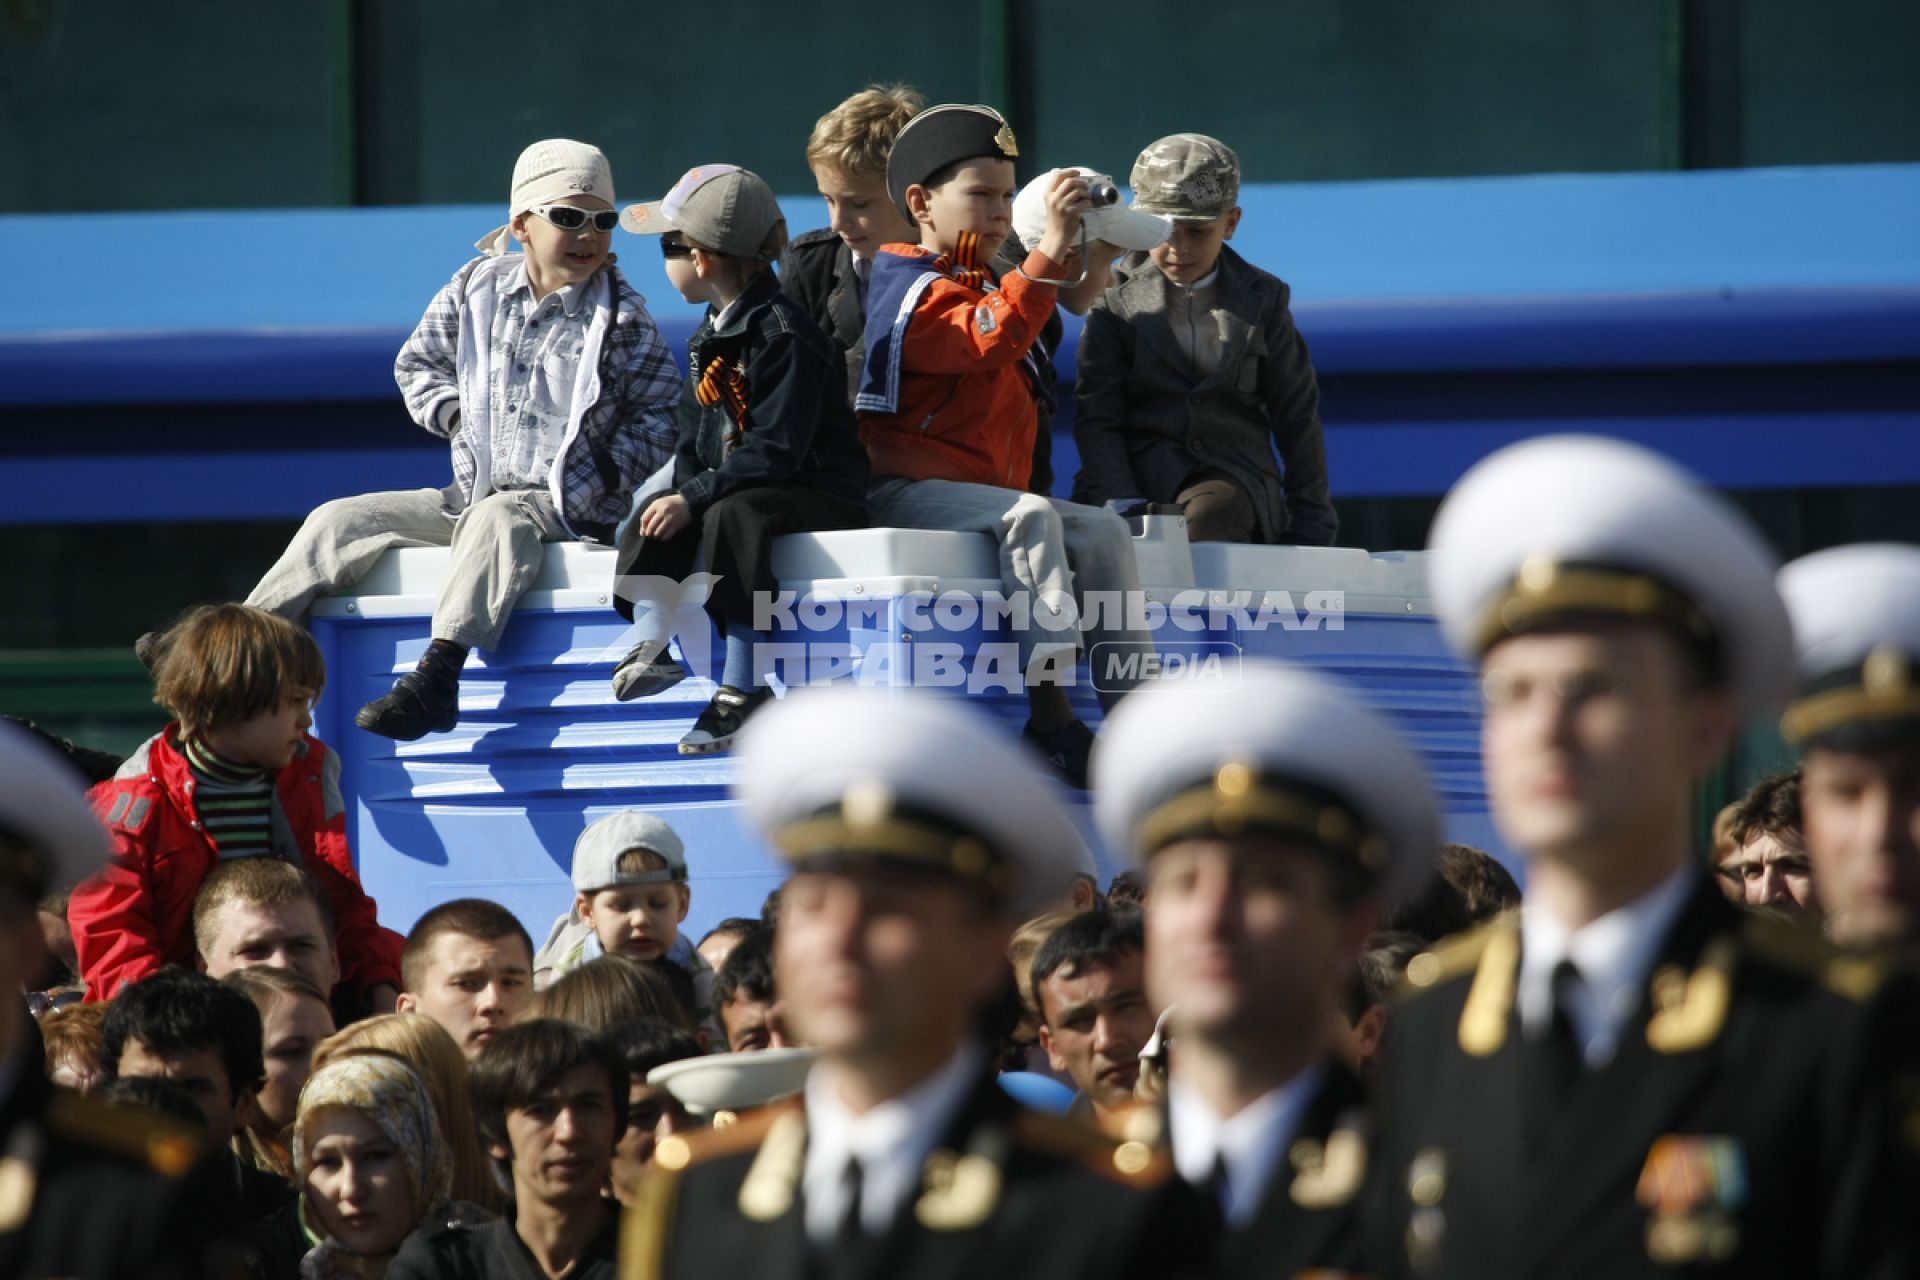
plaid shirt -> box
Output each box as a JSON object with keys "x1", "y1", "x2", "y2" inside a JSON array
[{"x1": 394, "y1": 257, "x2": 682, "y2": 540}]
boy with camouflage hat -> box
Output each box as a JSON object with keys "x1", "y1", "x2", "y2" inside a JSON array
[{"x1": 1073, "y1": 133, "x2": 1337, "y2": 546}]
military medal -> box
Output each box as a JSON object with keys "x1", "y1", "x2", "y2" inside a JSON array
[{"x1": 1637, "y1": 1135, "x2": 1746, "y2": 1264}]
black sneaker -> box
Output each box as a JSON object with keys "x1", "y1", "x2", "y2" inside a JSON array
[
  {"x1": 611, "y1": 637, "x2": 690, "y2": 702},
  {"x1": 679, "y1": 686, "x2": 773, "y2": 756},
  {"x1": 356, "y1": 661, "x2": 461, "y2": 741},
  {"x1": 1022, "y1": 719, "x2": 1095, "y2": 789}
]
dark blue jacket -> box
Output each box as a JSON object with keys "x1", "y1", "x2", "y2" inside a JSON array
[{"x1": 672, "y1": 272, "x2": 869, "y2": 515}]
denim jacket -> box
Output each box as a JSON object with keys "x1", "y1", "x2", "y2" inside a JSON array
[{"x1": 672, "y1": 272, "x2": 869, "y2": 516}]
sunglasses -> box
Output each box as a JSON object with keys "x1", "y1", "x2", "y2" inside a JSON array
[
  {"x1": 660, "y1": 235, "x2": 696, "y2": 260},
  {"x1": 530, "y1": 204, "x2": 620, "y2": 233}
]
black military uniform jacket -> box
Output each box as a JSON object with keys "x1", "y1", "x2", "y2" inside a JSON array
[
  {"x1": 1368, "y1": 875, "x2": 1920, "y2": 1279},
  {"x1": 623, "y1": 1068, "x2": 1213, "y2": 1280},
  {"x1": 1172, "y1": 1060, "x2": 1373, "y2": 1280},
  {"x1": 0, "y1": 1054, "x2": 229, "y2": 1279}
]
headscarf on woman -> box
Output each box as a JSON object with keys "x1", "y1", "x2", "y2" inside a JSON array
[{"x1": 292, "y1": 1054, "x2": 453, "y2": 1280}]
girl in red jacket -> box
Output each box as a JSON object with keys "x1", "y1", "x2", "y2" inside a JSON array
[{"x1": 71, "y1": 604, "x2": 404, "y2": 1007}]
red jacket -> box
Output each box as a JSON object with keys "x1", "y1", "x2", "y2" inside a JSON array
[
  {"x1": 71, "y1": 726, "x2": 404, "y2": 1001},
  {"x1": 855, "y1": 243, "x2": 1064, "y2": 490}
]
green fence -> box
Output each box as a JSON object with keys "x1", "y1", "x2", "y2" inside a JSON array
[{"x1": 4, "y1": 0, "x2": 1917, "y2": 213}]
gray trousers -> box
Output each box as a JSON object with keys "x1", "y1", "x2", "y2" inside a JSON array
[
  {"x1": 246, "y1": 486, "x2": 569, "y2": 651},
  {"x1": 867, "y1": 477, "x2": 1153, "y2": 687}
]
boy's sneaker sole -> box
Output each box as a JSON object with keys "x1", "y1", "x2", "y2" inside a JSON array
[{"x1": 612, "y1": 638, "x2": 690, "y2": 701}]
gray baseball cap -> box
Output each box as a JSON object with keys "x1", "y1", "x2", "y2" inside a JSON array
[
  {"x1": 572, "y1": 809, "x2": 687, "y2": 893},
  {"x1": 621, "y1": 165, "x2": 784, "y2": 258},
  {"x1": 1129, "y1": 134, "x2": 1241, "y2": 221}
]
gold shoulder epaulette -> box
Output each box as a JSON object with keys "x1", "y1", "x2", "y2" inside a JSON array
[
  {"x1": 1399, "y1": 917, "x2": 1510, "y2": 997},
  {"x1": 49, "y1": 1090, "x2": 203, "y2": 1177},
  {"x1": 621, "y1": 1159, "x2": 683, "y2": 1280},
  {"x1": 651, "y1": 1101, "x2": 789, "y2": 1174},
  {"x1": 1740, "y1": 913, "x2": 1889, "y2": 1002},
  {"x1": 1012, "y1": 1106, "x2": 1173, "y2": 1188}
]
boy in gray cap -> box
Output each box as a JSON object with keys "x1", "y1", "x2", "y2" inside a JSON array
[
  {"x1": 243, "y1": 139, "x2": 683, "y2": 741},
  {"x1": 612, "y1": 165, "x2": 869, "y2": 756},
  {"x1": 1073, "y1": 133, "x2": 1336, "y2": 546},
  {"x1": 534, "y1": 808, "x2": 719, "y2": 1035}
]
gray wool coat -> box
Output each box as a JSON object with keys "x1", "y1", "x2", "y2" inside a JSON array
[{"x1": 1071, "y1": 246, "x2": 1337, "y2": 545}]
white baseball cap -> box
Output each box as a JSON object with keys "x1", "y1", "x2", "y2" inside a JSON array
[{"x1": 1012, "y1": 167, "x2": 1171, "y2": 255}]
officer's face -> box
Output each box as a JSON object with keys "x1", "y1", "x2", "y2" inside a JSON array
[
  {"x1": 1801, "y1": 744, "x2": 1920, "y2": 949},
  {"x1": 395, "y1": 932, "x2": 534, "y2": 1059},
  {"x1": 776, "y1": 869, "x2": 1009, "y2": 1075},
  {"x1": 609, "y1": 1081, "x2": 692, "y2": 1206},
  {"x1": 1145, "y1": 836, "x2": 1370, "y2": 1049},
  {"x1": 200, "y1": 898, "x2": 340, "y2": 993},
  {"x1": 117, "y1": 1039, "x2": 250, "y2": 1145},
  {"x1": 494, "y1": 1063, "x2": 619, "y2": 1210},
  {"x1": 304, "y1": 1105, "x2": 416, "y2": 1257},
  {"x1": 1036, "y1": 950, "x2": 1156, "y2": 1111},
  {"x1": 1481, "y1": 626, "x2": 1734, "y2": 873}
]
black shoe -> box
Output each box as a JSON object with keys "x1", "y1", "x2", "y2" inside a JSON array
[
  {"x1": 679, "y1": 686, "x2": 773, "y2": 755},
  {"x1": 356, "y1": 661, "x2": 461, "y2": 741},
  {"x1": 1023, "y1": 719, "x2": 1095, "y2": 789}
]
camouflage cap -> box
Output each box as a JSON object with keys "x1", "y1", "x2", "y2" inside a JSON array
[{"x1": 1129, "y1": 133, "x2": 1241, "y2": 221}]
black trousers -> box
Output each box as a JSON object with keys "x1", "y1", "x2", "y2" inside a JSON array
[{"x1": 613, "y1": 482, "x2": 866, "y2": 628}]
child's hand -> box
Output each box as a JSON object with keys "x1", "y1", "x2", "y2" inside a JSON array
[
  {"x1": 1035, "y1": 169, "x2": 1091, "y2": 269},
  {"x1": 640, "y1": 493, "x2": 693, "y2": 539}
]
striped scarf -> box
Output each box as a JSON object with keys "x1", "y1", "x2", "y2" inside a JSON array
[
  {"x1": 934, "y1": 230, "x2": 990, "y2": 290},
  {"x1": 184, "y1": 736, "x2": 274, "y2": 858}
]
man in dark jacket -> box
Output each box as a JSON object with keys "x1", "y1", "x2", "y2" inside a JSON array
[{"x1": 1074, "y1": 134, "x2": 1337, "y2": 545}]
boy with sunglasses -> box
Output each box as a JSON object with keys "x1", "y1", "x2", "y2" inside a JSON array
[
  {"x1": 243, "y1": 139, "x2": 682, "y2": 740},
  {"x1": 611, "y1": 166, "x2": 868, "y2": 753}
]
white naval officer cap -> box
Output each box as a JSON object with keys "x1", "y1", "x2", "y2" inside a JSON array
[
  {"x1": 1777, "y1": 543, "x2": 1920, "y2": 750},
  {"x1": 648, "y1": 1047, "x2": 817, "y2": 1120},
  {"x1": 0, "y1": 719, "x2": 113, "y2": 905},
  {"x1": 734, "y1": 685, "x2": 1090, "y2": 914},
  {"x1": 1090, "y1": 660, "x2": 1440, "y2": 904},
  {"x1": 1427, "y1": 434, "x2": 1796, "y2": 718}
]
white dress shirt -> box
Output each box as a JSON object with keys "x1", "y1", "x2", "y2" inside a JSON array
[
  {"x1": 1517, "y1": 864, "x2": 1697, "y2": 1064},
  {"x1": 1168, "y1": 1064, "x2": 1324, "y2": 1228},
  {"x1": 801, "y1": 1042, "x2": 985, "y2": 1242}
]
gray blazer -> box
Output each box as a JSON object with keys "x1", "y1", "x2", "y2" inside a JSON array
[{"x1": 1072, "y1": 246, "x2": 1337, "y2": 545}]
